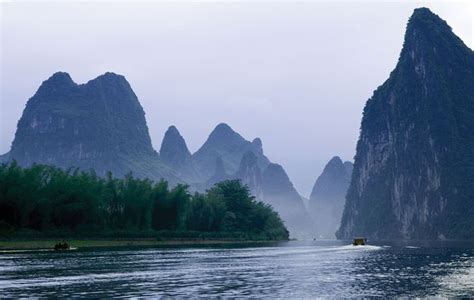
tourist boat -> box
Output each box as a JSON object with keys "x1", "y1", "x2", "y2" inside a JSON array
[
  {"x1": 352, "y1": 238, "x2": 366, "y2": 246},
  {"x1": 54, "y1": 242, "x2": 70, "y2": 251}
]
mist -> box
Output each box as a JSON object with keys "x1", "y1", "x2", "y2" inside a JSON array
[{"x1": 1, "y1": 1, "x2": 472, "y2": 197}]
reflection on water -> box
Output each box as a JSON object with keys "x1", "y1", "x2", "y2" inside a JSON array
[{"x1": 0, "y1": 240, "x2": 473, "y2": 297}]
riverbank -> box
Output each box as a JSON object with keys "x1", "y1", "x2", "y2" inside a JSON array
[{"x1": 0, "y1": 238, "x2": 282, "y2": 251}]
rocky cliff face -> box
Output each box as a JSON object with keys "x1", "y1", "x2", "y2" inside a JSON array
[
  {"x1": 206, "y1": 156, "x2": 230, "y2": 188},
  {"x1": 309, "y1": 156, "x2": 352, "y2": 238},
  {"x1": 337, "y1": 8, "x2": 474, "y2": 240},
  {"x1": 235, "y1": 151, "x2": 264, "y2": 200},
  {"x1": 6, "y1": 72, "x2": 179, "y2": 183}
]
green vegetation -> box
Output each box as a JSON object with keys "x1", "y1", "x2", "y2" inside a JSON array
[{"x1": 0, "y1": 162, "x2": 289, "y2": 241}]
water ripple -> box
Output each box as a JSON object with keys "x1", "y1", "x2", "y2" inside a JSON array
[{"x1": 0, "y1": 240, "x2": 473, "y2": 297}]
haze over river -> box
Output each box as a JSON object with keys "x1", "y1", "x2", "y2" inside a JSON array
[{"x1": 1, "y1": 240, "x2": 473, "y2": 297}]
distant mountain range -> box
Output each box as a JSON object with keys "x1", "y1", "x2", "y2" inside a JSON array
[
  {"x1": 159, "y1": 123, "x2": 313, "y2": 235},
  {"x1": 337, "y1": 8, "x2": 474, "y2": 240},
  {"x1": 1, "y1": 73, "x2": 312, "y2": 237},
  {"x1": 4, "y1": 7, "x2": 471, "y2": 241}
]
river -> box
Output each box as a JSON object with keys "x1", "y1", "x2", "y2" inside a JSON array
[{"x1": 1, "y1": 240, "x2": 473, "y2": 297}]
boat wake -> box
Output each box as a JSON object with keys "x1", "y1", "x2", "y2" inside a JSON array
[{"x1": 338, "y1": 244, "x2": 385, "y2": 251}]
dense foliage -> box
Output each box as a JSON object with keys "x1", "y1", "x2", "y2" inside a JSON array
[{"x1": 0, "y1": 162, "x2": 288, "y2": 240}]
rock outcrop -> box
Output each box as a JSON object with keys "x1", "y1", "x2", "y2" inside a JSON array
[
  {"x1": 235, "y1": 151, "x2": 264, "y2": 200},
  {"x1": 337, "y1": 8, "x2": 474, "y2": 240}
]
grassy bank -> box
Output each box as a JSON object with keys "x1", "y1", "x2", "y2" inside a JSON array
[
  {"x1": 0, "y1": 229, "x2": 286, "y2": 250},
  {"x1": 0, "y1": 238, "x2": 280, "y2": 251}
]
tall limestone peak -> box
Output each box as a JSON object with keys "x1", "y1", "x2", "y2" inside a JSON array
[
  {"x1": 337, "y1": 8, "x2": 474, "y2": 240},
  {"x1": 7, "y1": 72, "x2": 179, "y2": 183},
  {"x1": 309, "y1": 156, "x2": 352, "y2": 238},
  {"x1": 93, "y1": 71, "x2": 128, "y2": 82},
  {"x1": 160, "y1": 125, "x2": 192, "y2": 168},
  {"x1": 192, "y1": 123, "x2": 270, "y2": 180},
  {"x1": 42, "y1": 71, "x2": 75, "y2": 86},
  {"x1": 205, "y1": 123, "x2": 244, "y2": 145},
  {"x1": 159, "y1": 125, "x2": 198, "y2": 183},
  {"x1": 397, "y1": 7, "x2": 471, "y2": 83},
  {"x1": 33, "y1": 72, "x2": 77, "y2": 100},
  {"x1": 404, "y1": 7, "x2": 462, "y2": 51},
  {"x1": 405, "y1": 7, "x2": 451, "y2": 40},
  {"x1": 310, "y1": 156, "x2": 351, "y2": 201},
  {"x1": 198, "y1": 123, "x2": 247, "y2": 156}
]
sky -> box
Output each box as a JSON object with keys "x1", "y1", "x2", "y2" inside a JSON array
[{"x1": 1, "y1": 0, "x2": 473, "y2": 197}]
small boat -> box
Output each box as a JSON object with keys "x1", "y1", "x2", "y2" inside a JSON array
[
  {"x1": 352, "y1": 237, "x2": 366, "y2": 246},
  {"x1": 54, "y1": 242, "x2": 70, "y2": 251}
]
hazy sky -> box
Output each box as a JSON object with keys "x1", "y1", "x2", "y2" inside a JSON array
[{"x1": 1, "y1": 1, "x2": 473, "y2": 197}]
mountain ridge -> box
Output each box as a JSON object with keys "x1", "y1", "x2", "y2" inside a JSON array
[
  {"x1": 5, "y1": 71, "x2": 181, "y2": 184},
  {"x1": 337, "y1": 8, "x2": 474, "y2": 240},
  {"x1": 192, "y1": 123, "x2": 270, "y2": 181}
]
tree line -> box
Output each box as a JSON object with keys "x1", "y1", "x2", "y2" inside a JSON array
[{"x1": 0, "y1": 162, "x2": 288, "y2": 240}]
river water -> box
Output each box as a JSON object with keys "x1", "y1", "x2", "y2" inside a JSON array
[{"x1": 1, "y1": 240, "x2": 473, "y2": 297}]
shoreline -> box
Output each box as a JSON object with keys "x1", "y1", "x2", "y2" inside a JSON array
[{"x1": 0, "y1": 238, "x2": 284, "y2": 251}]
